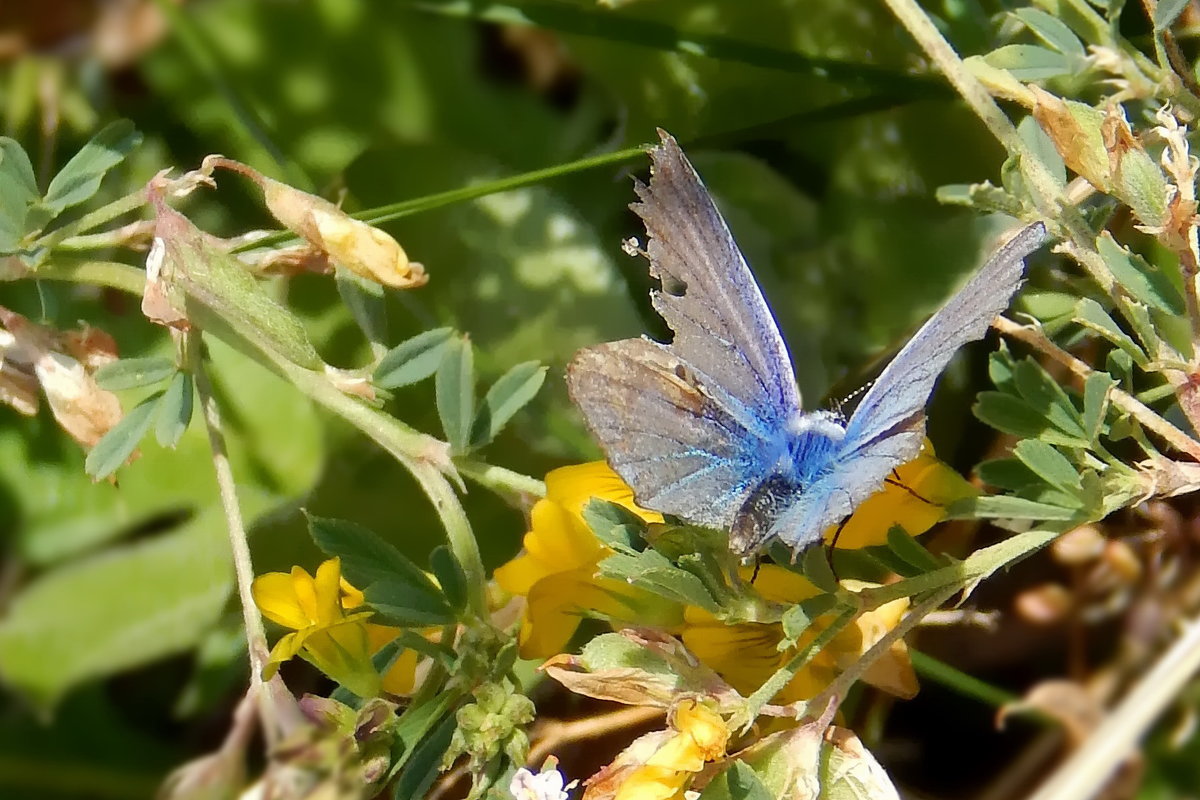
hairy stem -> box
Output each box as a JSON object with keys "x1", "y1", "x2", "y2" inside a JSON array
[
  {"x1": 187, "y1": 331, "x2": 278, "y2": 739},
  {"x1": 994, "y1": 316, "x2": 1200, "y2": 460}
]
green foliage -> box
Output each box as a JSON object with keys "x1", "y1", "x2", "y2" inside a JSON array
[{"x1": 8, "y1": 0, "x2": 1200, "y2": 796}]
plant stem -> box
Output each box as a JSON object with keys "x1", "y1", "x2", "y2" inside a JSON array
[
  {"x1": 882, "y1": 0, "x2": 1120, "y2": 296},
  {"x1": 187, "y1": 331, "x2": 278, "y2": 738},
  {"x1": 806, "y1": 586, "x2": 957, "y2": 716},
  {"x1": 745, "y1": 605, "x2": 858, "y2": 720},
  {"x1": 36, "y1": 257, "x2": 493, "y2": 620},
  {"x1": 1025, "y1": 615, "x2": 1200, "y2": 800},
  {"x1": 994, "y1": 316, "x2": 1200, "y2": 460},
  {"x1": 233, "y1": 144, "x2": 648, "y2": 253},
  {"x1": 455, "y1": 457, "x2": 546, "y2": 502},
  {"x1": 909, "y1": 649, "x2": 1017, "y2": 707},
  {"x1": 35, "y1": 188, "x2": 147, "y2": 251}
]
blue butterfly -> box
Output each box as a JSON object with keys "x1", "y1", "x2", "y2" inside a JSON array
[{"x1": 566, "y1": 130, "x2": 1048, "y2": 559}]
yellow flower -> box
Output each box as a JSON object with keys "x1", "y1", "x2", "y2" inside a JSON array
[
  {"x1": 613, "y1": 700, "x2": 730, "y2": 800},
  {"x1": 494, "y1": 462, "x2": 682, "y2": 659},
  {"x1": 681, "y1": 566, "x2": 917, "y2": 704},
  {"x1": 252, "y1": 558, "x2": 380, "y2": 698},
  {"x1": 338, "y1": 578, "x2": 426, "y2": 696},
  {"x1": 825, "y1": 440, "x2": 975, "y2": 549}
]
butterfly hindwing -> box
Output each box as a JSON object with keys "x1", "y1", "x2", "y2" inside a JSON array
[{"x1": 566, "y1": 338, "x2": 783, "y2": 531}]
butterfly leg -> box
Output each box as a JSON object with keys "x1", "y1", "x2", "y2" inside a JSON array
[
  {"x1": 824, "y1": 516, "x2": 851, "y2": 581},
  {"x1": 884, "y1": 468, "x2": 934, "y2": 505},
  {"x1": 750, "y1": 557, "x2": 763, "y2": 584}
]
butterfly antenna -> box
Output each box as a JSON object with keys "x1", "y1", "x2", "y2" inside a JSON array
[
  {"x1": 750, "y1": 557, "x2": 763, "y2": 584},
  {"x1": 833, "y1": 379, "x2": 876, "y2": 419}
]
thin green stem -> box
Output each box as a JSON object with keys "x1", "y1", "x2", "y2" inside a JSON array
[
  {"x1": 35, "y1": 188, "x2": 147, "y2": 251},
  {"x1": 35, "y1": 258, "x2": 147, "y2": 294},
  {"x1": 233, "y1": 144, "x2": 647, "y2": 253},
  {"x1": 187, "y1": 331, "x2": 278, "y2": 739},
  {"x1": 858, "y1": 528, "x2": 1058, "y2": 609},
  {"x1": 409, "y1": 0, "x2": 945, "y2": 93},
  {"x1": 909, "y1": 649, "x2": 1016, "y2": 707},
  {"x1": 744, "y1": 605, "x2": 858, "y2": 720},
  {"x1": 455, "y1": 457, "x2": 545, "y2": 501},
  {"x1": 36, "y1": 256, "x2": 495, "y2": 619}
]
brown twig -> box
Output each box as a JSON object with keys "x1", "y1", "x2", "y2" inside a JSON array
[
  {"x1": 527, "y1": 705, "x2": 666, "y2": 767},
  {"x1": 993, "y1": 316, "x2": 1200, "y2": 461}
]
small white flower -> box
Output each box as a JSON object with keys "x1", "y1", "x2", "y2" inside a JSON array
[{"x1": 509, "y1": 766, "x2": 570, "y2": 800}]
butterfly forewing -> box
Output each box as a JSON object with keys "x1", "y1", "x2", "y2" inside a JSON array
[
  {"x1": 632, "y1": 131, "x2": 802, "y2": 433},
  {"x1": 767, "y1": 222, "x2": 1049, "y2": 553}
]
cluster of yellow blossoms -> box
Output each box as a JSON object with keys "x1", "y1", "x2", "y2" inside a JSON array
[{"x1": 253, "y1": 445, "x2": 972, "y2": 707}]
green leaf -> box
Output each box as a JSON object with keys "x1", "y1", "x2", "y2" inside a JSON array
[
  {"x1": 699, "y1": 761, "x2": 773, "y2": 800},
  {"x1": 1106, "y1": 348, "x2": 1135, "y2": 383},
  {"x1": 1018, "y1": 115, "x2": 1066, "y2": 189},
  {"x1": 84, "y1": 394, "x2": 163, "y2": 480},
  {"x1": 1096, "y1": 233, "x2": 1184, "y2": 314},
  {"x1": 1073, "y1": 298, "x2": 1147, "y2": 365},
  {"x1": 582, "y1": 498, "x2": 647, "y2": 550},
  {"x1": 886, "y1": 526, "x2": 942, "y2": 572},
  {"x1": 93, "y1": 357, "x2": 177, "y2": 391},
  {"x1": 365, "y1": 579, "x2": 454, "y2": 627},
  {"x1": 988, "y1": 348, "x2": 1017, "y2": 394},
  {"x1": 470, "y1": 361, "x2": 547, "y2": 446},
  {"x1": 336, "y1": 267, "x2": 388, "y2": 349},
  {"x1": 1155, "y1": 0, "x2": 1191, "y2": 30},
  {"x1": 1012, "y1": 8, "x2": 1086, "y2": 59},
  {"x1": 1012, "y1": 359, "x2": 1087, "y2": 438},
  {"x1": 1012, "y1": 440, "x2": 1083, "y2": 498},
  {"x1": 435, "y1": 335, "x2": 474, "y2": 452},
  {"x1": 974, "y1": 392, "x2": 1083, "y2": 445},
  {"x1": 1082, "y1": 372, "x2": 1113, "y2": 443},
  {"x1": 983, "y1": 44, "x2": 1072, "y2": 80},
  {"x1": 977, "y1": 458, "x2": 1041, "y2": 492},
  {"x1": 374, "y1": 327, "x2": 455, "y2": 388},
  {"x1": 308, "y1": 515, "x2": 437, "y2": 595},
  {"x1": 155, "y1": 370, "x2": 194, "y2": 448},
  {"x1": 0, "y1": 137, "x2": 38, "y2": 251},
  {"x1": 42, "y1": 120, "x2": 143, "y2": 214},
  {"x1": 781, "y1": 603, "x2": 814, "y2": 642},
  {"x1": 392, "y1": 711, "x2": 456, "y2": 800},
  {"x1": 947, "y1": 495, "x2": 1079, "y2": 521},
  {"x1": 800, "y1": 545, "x2": 838, "y2": 594},
  {"x1": 0, "y1": 502, "x2": 250, "y2": 709},
  {"x1": 428, "y1": 546, "x2": 467, "y2": 614},
  {"x1": 600, "y1": 550, "x2": 718, "y2": 611}
]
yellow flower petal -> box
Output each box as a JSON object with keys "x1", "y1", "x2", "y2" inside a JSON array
[
  {"x1": 546, "y1": 462, "x2": 663, "y2": 524},
  {"x1": 340, "y1": 578, "x2": 366, "y2": 610},
  {"x1": 312, "y1": 558, "x2": 345, "y2": 626},
  {"x1": 302, "y1": 618, "x2": 380, "y2": 698},
  {"x1": 253, "y1": 572, "x2": 312, "y2": 630},
  {"x1": 614, "y1": 765, "x2": 689, "y2": 800},
  {"x1": 518, "y1": 570, "x2": 654, "y2": 659},
  {"x1": 824, "y1": 442, "x2": 975, "y2": 549}
]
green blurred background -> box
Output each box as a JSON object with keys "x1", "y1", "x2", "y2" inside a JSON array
[{"x1": 0, "y1": 1, "x2": 1091, "y2": 797}]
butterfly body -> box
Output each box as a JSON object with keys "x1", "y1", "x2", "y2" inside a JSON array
[{"x1": 567, "y1": 130, "x2": 1048, "y2": 559}]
